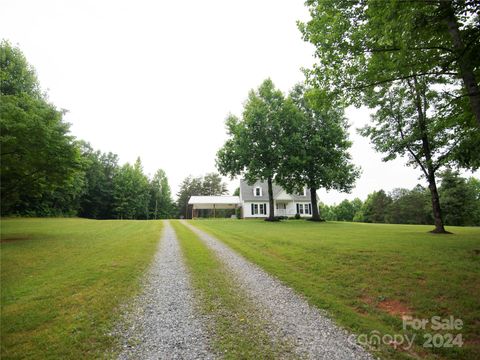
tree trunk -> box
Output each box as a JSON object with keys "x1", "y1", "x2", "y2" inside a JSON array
[
  {"x1": 427, "y1": 175, "x2": 446, "y2": 233},
  {"x1": 310, "y1": 187, "x2": 321, "y2": 221},
  {"x1": 267, "y1": 176, "x2": 275, "y2": 221},
  {"x1": 441, "y1": 1, "x2": 480, "y2": 128},
  {"x1": 410, "y1": 77, "x2": 448, "y2": 233}
]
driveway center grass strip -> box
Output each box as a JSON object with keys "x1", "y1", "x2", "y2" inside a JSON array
[
  {"x1": 171, "y1": 220, "x2": 295, "y2": 359},
  {"x1": 1, "y1": 218, "x2": 163, "y2": 360},
  {"x1": 191, "y1": 219, "x2": 480, "y2": 360}
]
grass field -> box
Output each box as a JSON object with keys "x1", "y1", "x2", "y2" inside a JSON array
[
  {"x1": 1, "y1": 218, "x2": 162, "y2": 360},
  {"x1": 192, "y1": 219, "x2": 480, "y2": 360}
]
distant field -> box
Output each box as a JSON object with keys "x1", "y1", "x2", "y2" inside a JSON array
[
  {"x1": 192, "y1": 219, "x2": 480, "y2": 360},
  {"x1": 1, "y1": 218, "x2": 162, "y2": 360}
]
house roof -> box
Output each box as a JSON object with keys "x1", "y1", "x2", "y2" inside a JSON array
[
  {"x1": 239, "y1": 180, "x2": 313, "y2": 201},
  {"x1": 188, "y1": 196, "x2": 241, "y2": 209}
]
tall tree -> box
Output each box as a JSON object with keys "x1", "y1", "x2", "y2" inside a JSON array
[
  {"x1": 0, "y1": 41, "x2": 82, "y2": 215},
  {"x1": 386, "y1": 186, "x2": 431, "y2": 225},
  {"x1": 439, "y1": 169, "x2": 480, "y2": 226},
  {"x1": 359, "y1": 76, "x2": 465, "y2": 233},
  {"x1": 277, "y1": 85, "x2": 359, "y2": 221},
  {"x1": 335, "y1": 200, "x2": 357, "y2": 222},
  {"x1": 202, "y1": 173, "x2": 228, "y2": 196},
  {"x1": 176, "y1": 175, "x2": 204, "y2": 218},
  {"x1": 112, "y1": 158, "x2": 150, "y2": 219},
  {"x1": 361, "y1": 190, "x2": 392, "y2": 223},
  {"x1": 78, "y1": 143, "x2": 119, "y2": 219},
  {"x1": 149, "y1": 169, "x2": 175, "y2": 219},
  {"x1": 217, "y1": 79, "x2": 285, "y2": 221}
]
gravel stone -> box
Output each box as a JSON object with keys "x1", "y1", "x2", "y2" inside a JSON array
[
  {"x1": 182, "y1": 221, "x2": 374, "y2": 360},
  {"x1": 117, "y1": 221, "x2": 214, "y2": 360}
]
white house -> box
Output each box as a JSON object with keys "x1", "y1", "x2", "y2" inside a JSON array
[
  {"x1": 239, "y1": 180, "x2": 315, "y2": 218},
  {"x1": 187, "y1": 180, "x2": 316, "y2": 219}
]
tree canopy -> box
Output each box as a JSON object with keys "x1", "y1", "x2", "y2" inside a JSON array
[
  {"x1": 300, "y1": 0, "x2": 480, "y2": 169},
  {"x1": 299, "y1": 1, "x2": 479, "y2": 124},
  {"x1": 217, "y1": 79, "x2": 286, "y2": 221},
  {"x1": 1, "y1": 41, "x2": 83, "y2": 215},
  {"x1": 276, "y1": 85, "x2": 359, "y2": 220}
]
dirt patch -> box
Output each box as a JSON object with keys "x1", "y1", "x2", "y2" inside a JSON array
[
  {"x1": 1, "y1": 236, "x2": 31, "y2": 243},
  {"x1": 377, "y1": 299, "x2": 411, "y2": 317},
  {"x1": 358, "y1": 295, "x2": 412, "y2": 318}
]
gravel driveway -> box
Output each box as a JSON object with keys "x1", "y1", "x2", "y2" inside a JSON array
[
  {"x1": 181, "y1": 221, "x2": 374, "y2": 360},
  {"x1": 117, "y1": 221, "x2": 213, "y2": 360}
]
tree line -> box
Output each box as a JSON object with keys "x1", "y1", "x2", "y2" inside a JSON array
[
  {"x1": 0, "y1": 41, "x2": 175, "y2": 219},
  {"x1": 321, "y1": 170, "x2": 480, "y2": 226}
]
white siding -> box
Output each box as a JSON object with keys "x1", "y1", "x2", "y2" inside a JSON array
[
  {"x1": 242, "y1": 201, "x2": 313, "y2": 218},
  {"x1": 243, "y1": 201, "x2": 269, "y2": 218}
]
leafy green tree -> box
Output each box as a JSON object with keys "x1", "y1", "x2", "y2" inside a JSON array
[
  {"x1": 332, "y1": 198, "x2": 363, "y2": 222},
  {"x1": 352, "y1": 209, "x2": 364, "y2": 223},
  {"x1": 335, "y1": 200, "x2": 356, "y2": 221},
  {"x1": 466, "y1": 177, "x2": 480, "y2": 226},
  {"x1": 1, "y1": 41, "x2": 82, "y2": 215},
  {"x1": 318, "y1": 202, "x2": 336, "y2": 221},
  {"x1": 217, "y1": 79, "x2": 285, "y2": 221},
  {"x1": 359, "y1": 75, "x2": 464, "y2": 233},
  {"x1": 176, "y1": 175, "x2": 204, "y2": 218},
  {"x1": 351, "y1": 198, "x2": 363, "y2": 221},
  {"x1": 112, "y1": 158, "x2": 150, "y2": 219},
  {"x1": 299, "y1": 1, "x2": 480, "y2": 129},
  {"x1": 149, "y1": 169, "x2": 175, "y2": 219},
  {"x1": 202, "y1": 173, "x2": 228, "y2": 196},
  {"x1": 386, "y1": 186, "x2": 432, "y2": 225},
  {"x1": 0, "y1": 40, "x2": 41, "y2": 97},
  {"x1": 276, "y1": 85, "x2": 359, "y2": 221},
  {"x1": 361, "y1": 190, "x2": 392, "y2": 223},
  {"x1": 439, "y1": 170, "x2": 480, "y2": 226},
  {"x1": 132, "y1": 158, "x2": 150, "y2": 219},
  {"x1": 78, "y1": 143, "x2": 119, "y2": 219}
]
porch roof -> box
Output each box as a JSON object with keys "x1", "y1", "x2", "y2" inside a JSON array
[{"x1": 188, "y1": 196, "x2": 241, "y2": 209}]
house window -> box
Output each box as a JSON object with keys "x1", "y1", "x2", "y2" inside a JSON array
[
  {"x1": 251, "y1": 203, "x2": 267, "y2": 215},
  {"x1": 259, "y1": 203, "x2": 266, "y2": 215},
  {"x1": 254, "y1": 187, "x2": 262, "y2": 196},
  {"x1": 296, "y1": 203, "x2": 312, "y2": 215}
]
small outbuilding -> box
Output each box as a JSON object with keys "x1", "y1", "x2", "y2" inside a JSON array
[{"x1": 187, "y1": 196, "x2": 241, "y2": 219}]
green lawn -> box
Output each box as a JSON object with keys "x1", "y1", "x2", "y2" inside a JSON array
[
  {"x1": 1, "y1": 218, "x2": 162, "y2": 360},
  {"x1": 191, "y1": 219, "x2": 480, "y2": 360}
]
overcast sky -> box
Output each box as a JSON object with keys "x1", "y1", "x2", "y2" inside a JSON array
[{"x1": 2, "y1": 0, "x2": 477, "y2": 204}]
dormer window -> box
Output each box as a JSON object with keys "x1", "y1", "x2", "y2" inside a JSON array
[{"x1": 254, "y1": 187, "x2": 262, "y2": 196}]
